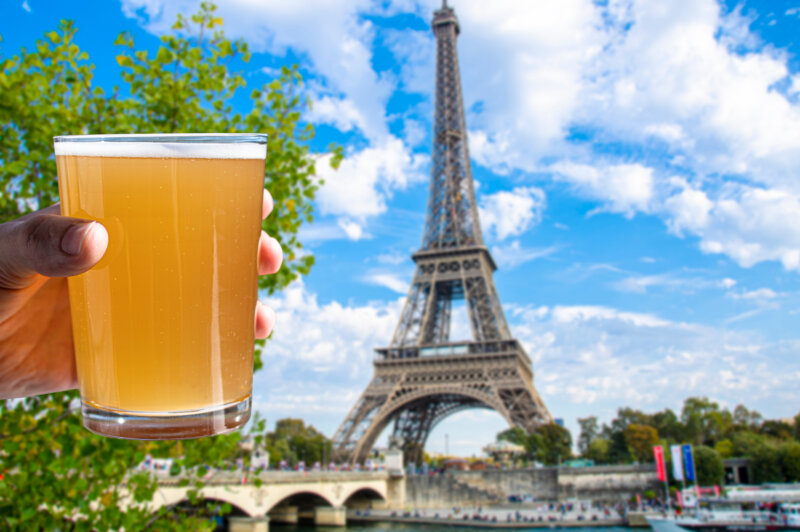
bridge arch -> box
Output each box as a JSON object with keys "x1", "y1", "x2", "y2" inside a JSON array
[
  {"x1": 152, "y1": 486, "x2": 261, "y2": 517},
  {"x1": 342, "y1": 487, "x2": 386, "y2": 510},
  {"x1": 267, "y1": 490, "x2": 335, "y2": 513},
  {"x1": 352, "y1": 386, "x2": 515, "y2": 463}
]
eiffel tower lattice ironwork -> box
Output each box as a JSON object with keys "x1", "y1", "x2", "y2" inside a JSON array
[{"x1": 331, "y1": 1, "x2": 552, "y2": 465}]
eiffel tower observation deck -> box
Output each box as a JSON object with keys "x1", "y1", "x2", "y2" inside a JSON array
[{"x1": 331, "y1": 1, "x2": 552, "y2": 466}]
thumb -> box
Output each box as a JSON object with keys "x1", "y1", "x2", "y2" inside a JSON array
[{"x1": 0, "y1": 208, "x2": 108, "y2": 288}]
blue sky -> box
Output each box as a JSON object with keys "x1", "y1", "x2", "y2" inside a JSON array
[{"x1": 5, "y1": 0, "x2": 800, "y2": 457}]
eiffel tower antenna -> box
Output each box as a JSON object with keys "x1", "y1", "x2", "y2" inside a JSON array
[{"x1": 331, "y1": 2, "x2": 551, "y2": 466}]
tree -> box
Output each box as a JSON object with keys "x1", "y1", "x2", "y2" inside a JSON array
[
  {"x1": 623, "y1": 424, "x2": 659, "y2": 463},
  {"x1": 694, "y1": 445, "x2": 724, "y2": 485},
  {"x1": 602, "y1": 407, "x2": 648, "y2": 464},
  {"x1": 714, "y1": 439, "x2": 734, "y2": 459},
  {"x1": 681, "y1": 397, "x2": 730, "y2": 446},
  {"x1": 650, "y1": 408, "x2": 684, "y2": 442},
  {"x1": 761, "y1": 420, "x2": 794, "y2": 441},
  {"x1": 794, "y1": 412, "x2": 800, "y2": 442},
  {"x1": 733, "y1": 432, "x2": 786, "y2": 484},
  {"x1": 732, "y1": 404, "x2": 762, "y2": 432},
  {"x1": 267, "y1": 418, "x2": 331, "y2": 467},
  {"x1": 577, "y1": 416, "x2": 599, "y2": 456},
  {"x1": 497, "y1": 426, "x2": 543, "y2": 463},
  {"x1": 0, "y1": 4, "x2": 337, "y2": 529},
  {"x1": 585, "y1": 438, "x2": 610, "y2": 464},
  {"x1": 780, "y1": 441, "x2": 800, "y2": 481},
  {"x1": 536, "y1": 423, "x2": 572, "y2": 466},
  {"x1": 498, "y1": 427, "x2": 529, "y2": 448}
]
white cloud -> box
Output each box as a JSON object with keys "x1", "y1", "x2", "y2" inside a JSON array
[
  {"x1": 548, "y1": 305, "x2": 673, "y2": 328},
  {"x1": 415, "y1": 0, "x2": 800, "y2": 272},
  {"x1": 613, "y1": 272, "x2": 726, "y2": 294},
  {"x1": 262, "y1": 279, "x2": 401, "y2": 369},
  {"x1": 376, "y1": 252, "x2": 408, "y2": 266},
  {"x1": 338, "y1": 219, "x2": 365, "y2": 241},
  {"x1": 362, "y1": 272, "x2": 409, "y2": 294},
  {"x1": 550, "y1": 162, "x2": 655, "y2": 218},
  {"x1": 479, "y1": 186, "x2": 546, "y2": 240},
  {"x1": 665, "y1": 183, "x2": 800, "y2": 271},
  {"x1": 491, "y1": 241, "x2": 557, "y2": 269},
  {"x1": 306, "y1": 95, "x2": 368, "y2": 134},
  {"x1": 729, "y1": 288, "x2": 782, "y2": 301},
  {"x1": 315, "y1": 138, "x2": 427, "y2": 231},
  {"x1": 21, "y1": 0, "x2": 31, "y2": 13},
  {"x1": 122, "y1": 0, "x2": 392, "y2": 142},
  {"x1": 511, "y1": 303, "x2": 800, "y2": 437}
]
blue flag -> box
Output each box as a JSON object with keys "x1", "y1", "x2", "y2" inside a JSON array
[{"x1": 682, "y1": 444, "x2": 695, "y2": 481}]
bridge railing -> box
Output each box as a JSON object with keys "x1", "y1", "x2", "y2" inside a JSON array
[{"x1": 153, "y1": 468, "x2": 394, "y2": 486}]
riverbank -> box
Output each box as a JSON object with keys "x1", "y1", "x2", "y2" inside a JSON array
[
  {"x1": 347, "y1": 507, "x2": 634, "y2": 529},
  {"x1": 349, "y1": 515, "x2": 627, "y2": 529}
]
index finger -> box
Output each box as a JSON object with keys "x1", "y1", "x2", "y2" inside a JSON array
[{"x1": 262, "y1": 189, "x2": 273, "y2": 221}]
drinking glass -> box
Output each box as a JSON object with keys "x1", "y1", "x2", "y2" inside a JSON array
[{"x1": 54, "y1": 133, "x2": 267, "y2": 439}]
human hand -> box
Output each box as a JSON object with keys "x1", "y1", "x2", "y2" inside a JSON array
[{"x1": 0, "y1": 190, "x2": 283, "y2": 399}]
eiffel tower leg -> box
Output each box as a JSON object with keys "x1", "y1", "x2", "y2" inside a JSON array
[
  {"x1": 497, "y1": 383, "x2": 553, "y2": 432},
  {"x1": 331, "y1": 386, "x2": 386, "y2": 463},
  {"x1": 390, "y1": 281, "x2": 430, "y2": 347},
  {"x1": 392, "y1": 400, "x2": 442, "y2": 465}
]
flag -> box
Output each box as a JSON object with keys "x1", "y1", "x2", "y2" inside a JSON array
[
  {"x1": 682, "y1": 445, "x2": 695, "y2": 482},
  {"x1": 676, "y1": 490, "x2": 683, "y2": 507},
  {"x1": 653, "y1": 445, "x2": 666, "y2": 482},
  {"x1": 670, "y1": 444, "x2": 684, "y2": 481}
]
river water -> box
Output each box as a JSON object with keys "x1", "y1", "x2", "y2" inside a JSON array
[{"x1": 273, "y1": 525, "x2": 632, "y2": 531}]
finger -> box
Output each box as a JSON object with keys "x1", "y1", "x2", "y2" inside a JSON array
[
  {"x1": 0, "y1": 210, "x2": 108, "y2": 288},
  {"x1": 255, "y1": 301, "x2": 276, "y2": 339},
  {"x1": 258, "y1": 231, "x2": 283, "y2": 275},
  {"x1": 262, "y1": 189, "x2": 273, "y2": 221}
]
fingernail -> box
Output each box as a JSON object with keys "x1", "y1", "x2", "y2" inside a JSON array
[{"x1": 61, "y1": 222, "x2": 96, "y2": 256}]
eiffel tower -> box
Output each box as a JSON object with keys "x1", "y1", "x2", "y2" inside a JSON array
[{"x1": 331, "y1": 1, "x2": 552, "y2": 465}]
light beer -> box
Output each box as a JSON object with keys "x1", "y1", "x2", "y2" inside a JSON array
[{"x1": 54, "y1": 134, "x2": 266, "y2": 438}]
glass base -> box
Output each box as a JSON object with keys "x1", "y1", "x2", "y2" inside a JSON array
[{"x1": 81, "y1": 396, "x2": 251, "y2": 440}]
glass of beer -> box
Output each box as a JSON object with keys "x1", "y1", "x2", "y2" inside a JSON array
[{"x1": 54, "y1": 133, "x2": 267, "y2": 439}]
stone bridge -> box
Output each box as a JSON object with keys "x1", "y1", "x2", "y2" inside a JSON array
[{"x1": 143, "y1": 470, "x2": 405, "y2": 531}]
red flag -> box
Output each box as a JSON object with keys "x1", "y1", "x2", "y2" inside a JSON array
[
  {"x1": 714, "y1": 485, "x2": 720, "y2": 497},
  {"x1": 653, "y1": 445, "x2": 667, "y2": 482},
  {"x1": 676, "y1": 490, "x2": 683, "y2": 507},
  {"x1": 636, "y1": 493, "x2": 642, "y2": 507}
]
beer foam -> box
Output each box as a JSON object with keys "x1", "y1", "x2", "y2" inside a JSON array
[{"x1": 54, "y1": 139, "x2": 266, "y2": 159}]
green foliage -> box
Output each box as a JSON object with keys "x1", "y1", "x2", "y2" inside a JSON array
[
  {"x1": 749, "y1": 441, "x2": 784, "y2": 484},
  {"x1": 694, "y1": 445, "x2": 724, "y2": 485},
  {"x1": 536, "y1": 423, "x2": 573, "y2": 466},
  {"x1": 263, "y1": 418, "x2": 332, "y2": 467},
  {"x1": 594, "y1": 399, "x2": 800, "y2": 486},
  {"x1": 715, "y1": 438, "x2": 734, "y2": 458},
  {"x1": 643, "y1": 489, "x2": 656, "y2": 501},
  {"x1": 681, "y1": 397, "x2": 730, "y2": 446},
  {"x1": 761, "y1": 420, "x2": 794, "y2": 440},
  {"x1": 623, "y1": 424, "x2": 659, "y2": 463},
  {"x1": 0, "y1": 3, "x2": 333, "y2": 529},
  {"x1": 577, "y1": 415, "x2": 599, "y2": 456},
  {"x1": 498, "y1": 427, "x2": 529, "y2": 447},
  {"x1": 780, "y1": 441, "x2": 800, "y2": 481},
  {"x1": 585, "y1": 438, "x2": 610, "y2": 464}
]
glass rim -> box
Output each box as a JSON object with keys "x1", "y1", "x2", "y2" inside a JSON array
[{"x1": 53, "y1": 133, "x2": 268, "y2": 144}]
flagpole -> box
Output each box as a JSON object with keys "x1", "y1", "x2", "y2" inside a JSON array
[
  {"x1": 654, "y1": 445, "x2": 671, "y2": 513},
  {"x1": 691, "y1": 445, "x2": 700, "y2": 497}
]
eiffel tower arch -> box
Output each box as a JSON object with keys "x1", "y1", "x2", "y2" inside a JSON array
[{"x1": 332, "y1": 1, "x2": 552, "y2": 466}]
